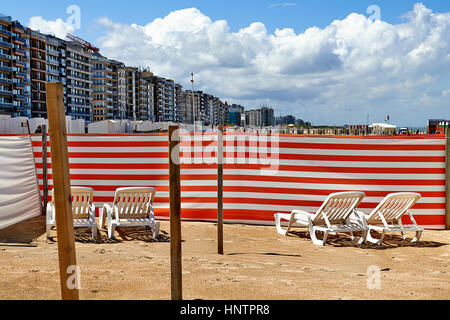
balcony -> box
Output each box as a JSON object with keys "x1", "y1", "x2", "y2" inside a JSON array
[
  {"x1": 0, "y1": 89, "x2": 13, "y2": 95},
  {"x1": 0, "y1": 29, "x2": 12, "y2": 37},
  {"x1": 46, "y1": 48, "x2": 59, "y2": 55},
  {"x1": 0, "y1": 65, "x2": 13, "y2": 72},
  {"x1": 47, "y1": 68, "x2": 59, "y2": 75},
  {"x1": 13, "y1": 47, "x2": 25, "y2": 55},
  {"x1": 0, "y1": 77, "x2": 12, "y2": 83},
  {"x1": 12, "y1": 36, "x2": 25, "y2": 44},
  {"x1": 0, "y1": 102, "x2": 13, "y2": 108},
  {"x1": 0, "y1": 52, "x2": 11, "y2": 60},
  {"x1": 14, "y1": 94, "x2": 26, "y2": 99}
]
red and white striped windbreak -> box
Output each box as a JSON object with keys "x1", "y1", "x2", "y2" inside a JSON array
[{"x1": 29, "y1": 133, "x2": 446, "y2": 230}]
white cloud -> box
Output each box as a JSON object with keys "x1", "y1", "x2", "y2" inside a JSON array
[
  {"x1": 28, "y1": 16, "x2": 75, "y2": 39},
  {"x1": 93, "y1": 4, "x2": 450, "y2": 125}
]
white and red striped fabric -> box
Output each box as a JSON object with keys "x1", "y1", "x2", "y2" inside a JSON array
[{"x1": 24, "y1": 133, "x2": 447, "y2": 230}]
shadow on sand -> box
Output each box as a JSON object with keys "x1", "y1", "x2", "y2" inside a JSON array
[
  {"x1": 287, "y1": 229, "x2": 448, "y2": 250},
  {"x1": 54, "y1": 226, "x2": 172, "y2": 244}
]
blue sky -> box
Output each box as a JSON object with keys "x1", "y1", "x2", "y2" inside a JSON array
[
  {"x1": 2, "y1": 1, "x2": 450, "y2": 126},
  {"x1": 3, "y1": 0, "x2": 450, "y2": 44}
]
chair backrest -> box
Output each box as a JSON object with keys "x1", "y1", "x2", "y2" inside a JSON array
[
  {"x1": 366, "y1": 192, "x2": 421, "y2": 225},
  {"x1": 113, "y1": 187, "x2": 156, "y2": 219},
  {"x1": 313, "y1": 191, "x2": 365, "y2": 226},
  {"x1": 51, "y1": 187, "x2": 94, "y2": 219}
]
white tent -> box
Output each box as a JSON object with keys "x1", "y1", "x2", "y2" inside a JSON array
[{"x1": 0, "y1": 136, "x2": 42, "y2": 229}]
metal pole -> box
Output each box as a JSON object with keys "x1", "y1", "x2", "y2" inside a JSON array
[
  {"x1": 217, "y1": 124, "x2": 224, "y2": 254},
  {"x1": 445, "y1": 124, "x2": 450, "y2": 230},
  {"x1": 42, "y1": 125, "x2": 48, "y2": 214},
  {"x1": 169, "y1": 125, "x2": 182, "y2": 300},
  {"x1": 191, "y1": 73, "x2": 195, "y2": 130}
]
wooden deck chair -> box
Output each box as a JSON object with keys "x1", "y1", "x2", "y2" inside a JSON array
[
  {"x1": 274, "y1": 191, "x2": 367, "y2": 246},
  {"x1": 46, "y1": 187, "x2": 98, "y2": 239},
  {"x1": 99, "y1": 187, "x2": 160, "y2": 239},
  {"x1": 350, "y1": 192, "x2": 423, "y2": 245}
]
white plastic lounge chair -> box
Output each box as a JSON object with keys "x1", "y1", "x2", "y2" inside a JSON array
[
  {"x1": 46, "y1": 187, "x2": 98, "y2": 239},
  {"x1": 350, "y1": 192, "x2": 423, "y2": 245},
  {"x1": 274, "y1": 191, "x2": 368, "y2": 246},
  {"x1": 99, "y1": 187, "x2": 160, "y2": 239}
]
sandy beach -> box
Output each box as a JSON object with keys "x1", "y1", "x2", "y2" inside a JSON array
[{"x1": 0, "y1": 216, "x2": 448, "y2": 300}]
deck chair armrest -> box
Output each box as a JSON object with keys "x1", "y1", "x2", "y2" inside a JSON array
[
  {"x1": 291, "y1": 209, "x2": 311, "y2": 216},
  {"x1": 407, "y1": 210, "x2": 419, "y2": 226},
  {"x1": 291, "y1": 209, "x2": 314, "y2": 225},
  {"x1": 89, "y1": 204, "x2": 96, "y2": 222}
]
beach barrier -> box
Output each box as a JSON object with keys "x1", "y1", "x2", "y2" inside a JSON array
[{"x1": 20, "y1": 132, "x2": 448, "y2": 230}]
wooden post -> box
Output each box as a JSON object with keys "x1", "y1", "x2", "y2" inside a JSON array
[
  {"x1": 42, "y1": 125, "x2": 48, "y2": 214},
  {"x1": 217, "y1": 125, "x2": 224, "y2": 255},
  {"x1": 46, "y1": 82, "x2": 79, "y2": 300},
  {"x1": 169, "y1": 125, "x2": 182, "y2": 300},
  {"x1": 446, "y1": 130, "x2": 450, "y2": 230}
]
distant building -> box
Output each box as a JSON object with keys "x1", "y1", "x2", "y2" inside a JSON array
[
  {"x1": 285, "y1": 115, "x2": 295, "y2": 125},
  {"x1": 427, "y1": 119, "x2": 449, "y2": 134},
  {"x1": 370, "y1": 123, "x2": 396, "y2": 135},
  {"x1": 227, "y1": 104, "x2": 244, "y2": 126}
]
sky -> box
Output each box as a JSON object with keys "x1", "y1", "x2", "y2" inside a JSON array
[{"x1": 2, "y1": 0, "x2": 450, "y2": 126}]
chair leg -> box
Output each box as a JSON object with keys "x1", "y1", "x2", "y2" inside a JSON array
[
  {"x1": 92, "y1": 225, "x2": 97, "y2": 240},
  {"x1": 366, "y1": 228, "x2": 385, "y2": 245},
  {"x1": 99, "y1": 208, "x2": 106, "y2": 229},
  {"x1": 411, "y1": 231, "x2": 422, "y2": 243},
  {"x1": 274, "y1": 214, "x2": 290, "y2": 236},
  {"x1": 358, "y1": 229, "x2": 368, "y2": 245},
  {"x1": 46, "y1": 224, "x2": 52, "y2": 239},
  {"x1": 108, "y1": 225, "x2": 115, "y2": 239},
  {"x1": 152, "y1": 222, "x2": 160, "y2": 238},
  {"x1": 309, "y1": 225, "x2": 327, "y2": 246}
]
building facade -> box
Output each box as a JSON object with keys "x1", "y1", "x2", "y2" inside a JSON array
[{"x1": 65, "y1": 40, "x2": 93, "y2": 122}]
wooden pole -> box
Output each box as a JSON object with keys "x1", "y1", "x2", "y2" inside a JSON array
[
  {"x1": 45, "y1": 82, "x2": 79, "y2": 300},
  {"x1": 42, "y1": 125, "x2": 48, "y2": 214},
  {"x1": 217, "y1": 125, "x2": 224, "y2": 255},
  {"x1": 444, "y1": 124, "x2": 448, "y2": 228},
  {"x1": 169, "y1": 125, "x2": 182, "y2": 300}
]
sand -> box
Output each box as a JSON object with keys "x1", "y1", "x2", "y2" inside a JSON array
[{"x1": 0, "y1": 216, "x2": 448, "y2": 300}]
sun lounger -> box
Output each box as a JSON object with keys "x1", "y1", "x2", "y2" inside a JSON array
[
  {"x1": 46, "y1": 187, "x2": 98, "y2": 239},
  {"x1": 274, "y1": 191, "x2": 367, "y2": 246},
  {"x1": 350, "y1": 192, "x2": 423, "y2": 245},
  {"x1": 99, "y1": 187, "x2": 160, "y2": 239}
]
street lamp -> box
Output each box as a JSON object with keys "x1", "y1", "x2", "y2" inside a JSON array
[{"x1": 191, "y1": 72, "x2": 195, "y2": 130}]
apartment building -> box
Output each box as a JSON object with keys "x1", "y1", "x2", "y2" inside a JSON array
[
  {"x1": 136, "y1": 70, "x2": 154, "y2": 121},
  {"x1": 152, "y1": 76, "x2": 177, "y2": 122},
  {"x1": 260, "y1": 106, "x2": 275, "y2": 127},
  {"x1": 0, "y1": 15, "x2": 30, "y2": 117},
  {"x1": 28, "y1": 30, "x2": 47, "y2": 118},
  {"x1": 91, "y1": 54, "x2": 122, "y2": 121},
  {"x1": 228, "y1": 104, "x2": 245, "y2": 126},
  {"x1": 120, "y1": 66, "x2": 137, "y2": 120},
  {"x1": 203, "y1": 94, "x2": 227, "y2": 126},
  {"x1": 185, "y1": 90, "x2": 206, "y2": 124},
  {"x1": 65, "y1": 40, "x2": 92, "y2": 123}
]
